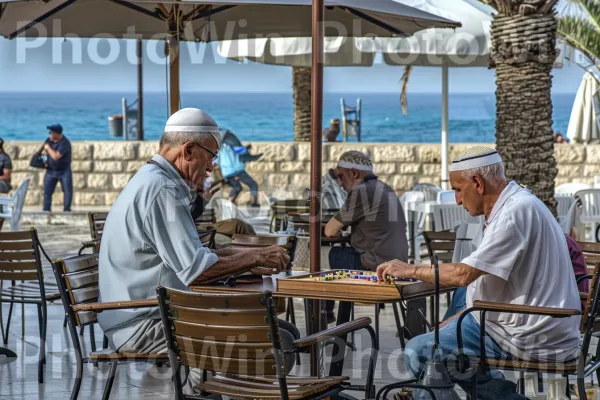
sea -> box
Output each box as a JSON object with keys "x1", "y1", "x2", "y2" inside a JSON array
[{"x1": 0, "y1": 91, "x2": 576, "y2": 143}]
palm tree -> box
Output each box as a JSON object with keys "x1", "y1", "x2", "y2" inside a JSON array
[
  {"x1": 292, "y1": 67, "x2": 312, "y2": 141},
  {"x1": 483, "y1": 0, "x2": 559, "y2": 212},
  {"x1": 557, "y1": 0, "x2": 600, "y2": 76}
]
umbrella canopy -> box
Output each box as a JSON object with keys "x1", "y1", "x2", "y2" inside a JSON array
[
  {"x1": 0, "y1": 0, "x2": 459, "y2": 40},
  {"x1": 218, "y1": 0, "x2": 491, "y2": 67},
  {"x1": 567, "y1": 72, "x2": 600, "y2": 144}
]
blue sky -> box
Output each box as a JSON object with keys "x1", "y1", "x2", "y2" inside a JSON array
[{"x1": 0, "y1": 37, "x2": 587, "y2": 94}]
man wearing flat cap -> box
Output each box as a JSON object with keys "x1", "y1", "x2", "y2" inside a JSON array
[
  {"x1": 377, "y1": 146, "x2": 581, "y2": 399},
  {"x1": 98, "y1": 108, "x2": 299, "y2": 392}
]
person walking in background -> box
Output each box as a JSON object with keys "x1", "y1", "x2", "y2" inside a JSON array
[
  {"x1": 42, "y1": 124, "x2": 72, "y2": 212},
  {"x1": 217, "y1": 140, "x2": 260, "y2": 207},
  {"x1": 0, "y1": 139, "x2": 13, "y2": 194}
]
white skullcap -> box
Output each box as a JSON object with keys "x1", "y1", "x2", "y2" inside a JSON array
[
  {"x1": 164, "y1": 108, "x2": 220, "y2": 148},
  {"x1": 450, "y1": 146, "x2": 503, "y2": 172},
  {"x1": 337, "y1": 150, "x2": 373, "y2": 172}
]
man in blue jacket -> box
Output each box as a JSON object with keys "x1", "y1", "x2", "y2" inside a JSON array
[{"x1": 217, "y1": 141, "x2": 260, "y2": 207}]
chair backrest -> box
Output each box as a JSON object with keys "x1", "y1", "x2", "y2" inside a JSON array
[
  {"x1": 411, "y1": 183, "x2": 442, "y2": 201},
  {"x1": 432, "y1": 204, "x2": 473, "y2": 232},
  {"x1": 577, "y1": 241, "x2": 600, "y2": 273},
  {"x1": 194, "y1": 207, "x2": 216, "y2": 224},
  {"x1": 269, "y1": 199, "x2": 310, "y2": 232},
  {"x1": 156, "y1": 287, "x2": 288, "y2": 399},
  {"x1": 0, "y1": 229, "x2": 44, "y2": 287},
  {"x1": 422, "y1": 231, "x2": 456, "y2": 263},
  {"x1": 197, "y1": 228, "x2": 217, "y2": 249},
  {"x1": 9, "y1": 178, "x2": 30, "y2": 231},
  {"x1": 88, "y1": 212, "x2": 108, "y2": 242},
  {"x1": 436, "y1": 190, "x2": 456, "y2": 204},
  {"x1": 232, "y1": 234, "x2": 297, "y2": 267},
  {"x1": 555, "y1": 195, "x2": 575, "y2": 220},
  {"x1": 574, "y1": 189, "x2": 600, "y2": 224},
  {"x1": 579, "y1": 263, "x2": 600, "y2": 358},
  {"x1": 555, "y1": 182, "x2": 592, "y2": 196},
  {"x1": 51, "y1": 255, "x2": 99, "y2": 329}
]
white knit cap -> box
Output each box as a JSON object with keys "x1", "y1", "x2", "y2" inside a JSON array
[
  {"x1": 164, "y1": 108, "x2": 221, "y2": 148},
  {"x1": 337, "y1": 151, "x2": 373, "y2": 172},
  {"x1": 449, "y1": 146, "x2": 502, "y2": 172}
]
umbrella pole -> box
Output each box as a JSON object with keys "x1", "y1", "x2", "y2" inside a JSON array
[
  {"x1": 137, "y1": 38, "x2": 144, "y2": 140},
  {"x1": 441, "y1": 63, "x2": 449, "y2": 190},
  {"x1": 169, "y1": 37, "x2": 180, "y2": 115},
  {"x1": 309, "y1": 0, "x2": 324, "y2": 377}
]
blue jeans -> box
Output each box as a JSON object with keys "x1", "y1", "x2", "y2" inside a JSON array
[
  {"x1": 443, "y1": 287, "x2": 467, "y2": 321},
  {"x1": 405, "y1": 313, "x2": 525, "y2": 400},
  {"x1": 44, "y1": 168, "x2": 73, "y2": 211},
  {"x1": 328, "y1": 246, "x2": 364, "y2": 271},
  {"x1": 228, "y1": 171, "x2": 258, "y2": 200}
]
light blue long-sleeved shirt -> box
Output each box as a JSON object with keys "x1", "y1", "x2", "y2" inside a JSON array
[
  {"x1": 217, "y1": 143, "x2": 245, "y2": 178},
  {"x1": 97, "y1": 154, "x2": 218, "y2": 350}
]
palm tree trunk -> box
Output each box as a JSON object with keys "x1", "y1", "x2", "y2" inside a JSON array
[
  {"x1": 490, "y1": 0, "x2": 558, "y2": 213},
  {"x1": 292, "y1": 67, "x2": 312, "y2": 142}
]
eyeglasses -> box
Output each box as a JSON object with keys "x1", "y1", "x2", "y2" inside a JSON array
[{"x1": 193, "y1": 142, "x2": 219, "y2": 162}]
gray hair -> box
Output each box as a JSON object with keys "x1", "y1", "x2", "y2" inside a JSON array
[
  {"x1": 462, "y1": 162, "x2": 506, "y2": 183},
  {"x1": 159, "y1": 131, "x2": 220, "y2": 150}
]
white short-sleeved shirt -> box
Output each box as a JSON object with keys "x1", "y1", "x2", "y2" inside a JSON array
[
  {"x1": 97, "y1": 155, "x2": 218, "y2": 350},
  {"x1": 463, "y1": 181, "x2": 581, "y2": 362}
]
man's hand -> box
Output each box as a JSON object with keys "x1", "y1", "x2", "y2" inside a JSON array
[
  {"x1": 377, "y1": 259, "x2": 413, "y2": 283},
  {"x1": 257, "y1": 245, "x2": 290, "y2": 272}
]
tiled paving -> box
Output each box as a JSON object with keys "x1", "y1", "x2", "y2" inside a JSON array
[{"x1": 0, "y1": 222, "x2": 584, "y2": 399}]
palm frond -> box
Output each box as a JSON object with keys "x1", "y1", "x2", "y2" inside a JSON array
[
  {"x1": 558, "y1": 16, "x2": 600, "y2": 64},
  {"x1": 400, "y1": 65, "x2": 413, "y2": 115},
  {"x1": 565, "y1": 0, "x2": 600, "y2": 31}
]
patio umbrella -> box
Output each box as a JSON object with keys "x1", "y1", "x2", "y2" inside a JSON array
[
  {"x1": 0, "y1": 0, "x2": 458, "y2": 114},
  {"x1": 217, "y1": 0, "x2": 494, "y2": 189},
  {"x1": 567, "y1": 72, "x2": 600, "y2": 144}
]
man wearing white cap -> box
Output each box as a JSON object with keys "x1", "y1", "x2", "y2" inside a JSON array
[
  {"x1": 98, "y1": 109, "x2": 298, "y2": 391},
  {"x1": 324, "y1": 150, "x2": 408, "y2": 321},
  {"x1": 377, "y1": 146, "x2": 581, "y2": 399}
]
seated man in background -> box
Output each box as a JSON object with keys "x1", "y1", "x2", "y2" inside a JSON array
[
  {"x1": 377, "y1": 147, "x2": 581, "y2": 400},
  {"x1": 324, "y1": 151, "x2": 408, "y2": 321},
  {"x1": 98, "y1": 108, "x2": 299, "y2": 393}
]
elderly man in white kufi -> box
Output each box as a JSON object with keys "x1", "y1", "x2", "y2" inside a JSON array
[
  {"x1": 98, "y1": 108, "x2": 298, "y2": 395},
  {"x1": 377, "y1": 146, "x2": 581, "y2": 400}
]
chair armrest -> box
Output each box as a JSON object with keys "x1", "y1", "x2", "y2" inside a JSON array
[
  {"x1": 472, "y1": 300, "x2": 580, "y2": 318},
  {"x1": 292, "y1": 317, "x2": 371, "y2": 349},
  {"x1": 80, "y1": 239, "x2": 100, "y2": 247},
  {"x1": 72, "y1": 298, "x2": 157, "y2": 312},
  {"x1": 0, "y1": 198, "x2": 15, "y2": 206}
]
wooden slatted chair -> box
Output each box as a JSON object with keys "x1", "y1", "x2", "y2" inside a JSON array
[
  {"x1": 453, "y1": 263, "x2": 600, "y2": 400},
  {"x1": 197, "y1": 228, "x2": 217, "y2": 250},
  {"x1": 51, "y1": 255, "x2": 168, "y2": 400},
  {"x1": 269, "y1": 200, "x2": 310, "y2": 232},
  {"x1": 422, "y1": 230, "x2": 456, "y2": 264},
  {"x1": 0, "y1": 228, "x2": 59, "y2": 384},
  {"x1": 156, "y1": 287, "x2": 378, "y2": 400},
  {"x1": 578, "y1": 241, "x2": 600, "y2": 275},
  {"x1": 78, "y1": 212, "x2": 108, "y2": 255}
]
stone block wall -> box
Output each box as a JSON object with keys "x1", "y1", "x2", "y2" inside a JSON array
[{"x1": 4, "y1": 141, "x2": 599, "y2": 208}]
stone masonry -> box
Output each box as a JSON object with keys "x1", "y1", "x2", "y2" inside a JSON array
[{"x1": 4, "y1": 141, "x2": 599, "y2": 207}]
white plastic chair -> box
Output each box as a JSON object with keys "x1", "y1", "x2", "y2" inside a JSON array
[
  {"x1": 436, "y1": 190, "x2": 456, "y2": 204},
  {"x1": 555, "y1": 195, "x2": 575, "y2": 223},
  {"x1": 431, "y1": 203, "x2": 480, "y2": 232},
  {"x1": 412, "y1": 183, "x2": 442, "y2": 201},
  {"x1": 574, "y1": 189, "x2": 600, "y2": 241},
  {"x1": 0, "y1": 178, "x2": 30, "y2": 232},
  {"x1": 555, "y1": 182, "x2": 592, "y2": 196}
]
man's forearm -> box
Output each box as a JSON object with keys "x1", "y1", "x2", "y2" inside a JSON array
[
  {"x1": 47, "y1": 147, "x2": 61, "y2": 160},
  {"x1": 212, "y1": 248, "x2": 246, "y2": 257},
  {"x1": 192, "y1": 251, "x2": 260, "y2": 284},
  {"x1": 398, "y1": 263, "x2": 483, "y2": 287}
]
